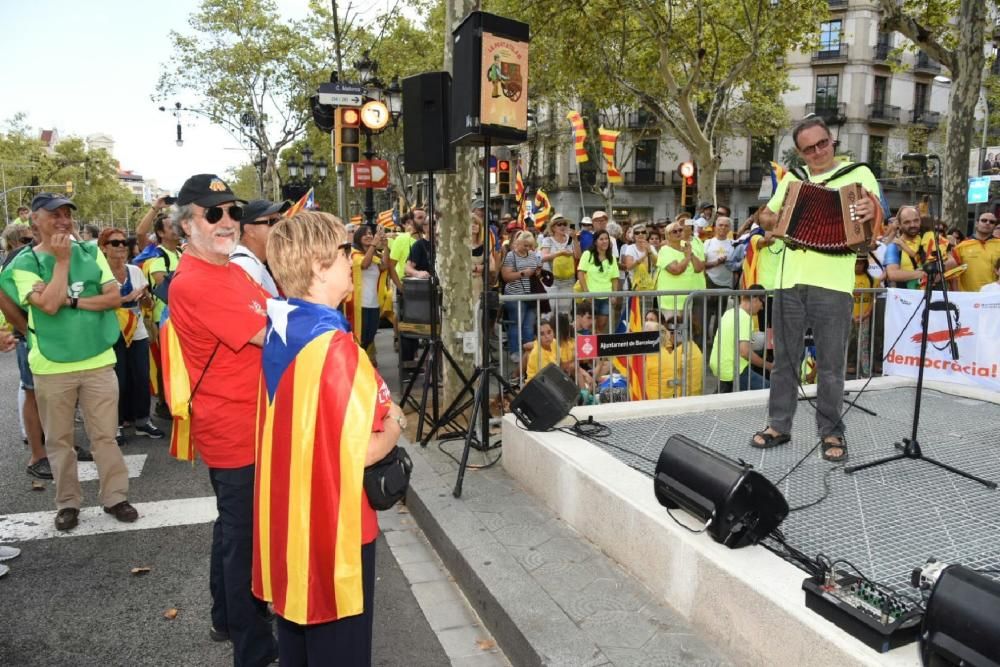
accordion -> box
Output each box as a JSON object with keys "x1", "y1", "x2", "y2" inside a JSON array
[{"x1": 774, "y1": 181, "x2": 880, "y2": 255}]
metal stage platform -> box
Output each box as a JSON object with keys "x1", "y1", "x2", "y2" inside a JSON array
[{"x1": 590, "y1": 384, "x2": 1000, "y2": 610}]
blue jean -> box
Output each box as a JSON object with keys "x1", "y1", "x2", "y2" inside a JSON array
[
  {"x1": 208, "y1": 464, "x2": 278, "y2": 667},
  {"x1": 503, "y1": 300, "x2": 537, "y2": 354},
  {"x1": 360, "y1": 307, "x2": 380, "y2": 350}
]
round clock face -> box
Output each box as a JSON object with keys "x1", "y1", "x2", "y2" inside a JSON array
[{"x1": 360, "y1": 101, "x2": 389, "y2": 131}]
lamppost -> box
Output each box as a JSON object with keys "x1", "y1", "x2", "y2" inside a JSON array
[
  {"x1": 352, "y1": 51, "x2": 403, "y2": 225},
  {"x1": 902, "y1": 152, "x2": 942, "y2": 222},
  {"x1": 282, "y1": 146, "x2": 328, "y2": 202}
]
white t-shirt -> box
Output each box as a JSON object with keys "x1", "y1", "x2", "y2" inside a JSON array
[
  {"x1": 539, "y1": 235, "x2": 573, "y2": 272},
  {"x1": 230, "y1": 244, "x2": 279, "y2": 297},
  {"x1": 620, "y1": 244, "x2": 656, "y2": 282},
  {"x1": 703, "y1": 237, "x2": 734, "y2": 286},
  {"x1": 123, "y1": 264, "x2": 149, "y2": 341},
  {"x1": 981, "y1": 282, "x2": 1000, "y2": 293},
  {"x1": 361, "y1": 261, "x2": 381, "y2": 307}
]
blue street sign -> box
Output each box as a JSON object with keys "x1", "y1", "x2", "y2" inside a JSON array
[{"x1": 968, "y1": 176, "x2": 991, "y2": 204}]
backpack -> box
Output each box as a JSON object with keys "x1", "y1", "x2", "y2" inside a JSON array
[{"x1": 150, "y1": 248, "x2": 175, "y2": 305}]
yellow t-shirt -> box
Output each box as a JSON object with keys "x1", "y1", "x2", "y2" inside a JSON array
[
  {"x1": 644, "y1": 342, "x2": 703, "y2": 398},
  {"x1": 524, "y1": 338, "x2": 575, "y2": 381},
  {"x1": 952, "y1": 238, "x2": 1000, "y2": 292},
  {"x1": 766, "y1": 162, "x2": 881, "y2": 294},
  {"x1": 853, "y1": 273, "x2": 880, "y2": 320},
  {"x1": 145, "y1": 245, "x2": 180, "y2": 322}
]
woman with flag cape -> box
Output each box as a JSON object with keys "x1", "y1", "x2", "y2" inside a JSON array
[
  {"x1": 342, "y1": 225, "x2": 390, "y2": 366},
  {"x1": 255, "y1": 211, "x2": 404, "y2": 664}
]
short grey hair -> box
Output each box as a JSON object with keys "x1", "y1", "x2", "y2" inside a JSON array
[
  {"x1": 606, "y1": 221, "x2": 622, "y2": 239},
  {"x1": 171, "y1": 204, "x2": 196, "y2": 238},
  {"x1": 2, "y1": 222, "x2": 29, "y2": 248}
]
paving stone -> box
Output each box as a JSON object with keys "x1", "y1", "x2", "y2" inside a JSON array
[
  {"x1": 533, "y1": 535, "x2": 598, "y2": 565},
  {"x1": 505, "y1": 544, "x2": 546, "y2": 572},
  {"x1": 494, "y1": 503, "x2": 556, "y2": 528},
  {"x1": 387, "y1": 541, "x2": 435, "y2": 566},
  {"x1": 533, "y1": 558, "x2": 618, "y2": 596},
  {"x1": 579, "y1": 609, "x2": 659, "y2": 650},
  {"x1": 423, "y1": 597, "x2": 481, "y2": 633},
  {"x1": 382, "y1": 527, "x2": 420, "y2": 548},
  {"x1": 449, "y1": 652, "x2": 512, "y2": 667},
  {"x1": 410, "y1": 579, "x2": 462, "y2": 607},
  {"x1": 399, "y1": 559, "x2": 448, "y2": 584},
  {"x1": 601, "y1": 632, "x2": 736, "y2": 667},
  {"x1": 435, "y1": 625, "x2": 495, "y2": 659},
  {"x1": 491, "y1": 521, "x2": 558, "y2": 548},
  {"x1": 558, "y1": 577, "x2": 648, "y2": 623}
]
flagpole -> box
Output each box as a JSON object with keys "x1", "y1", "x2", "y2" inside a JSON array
[{"x1": 577, "y1": 175, "x2": 587, "y2": 221}]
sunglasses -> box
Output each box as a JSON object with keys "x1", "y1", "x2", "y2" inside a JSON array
[
  {"x1": 799, "y1": 137, "x2": 831, "y2": 156},
  {"x1": 19, "y1": 237, "x2": 33, "y2": 245},
  {"x1": 338, "y1": 242, "x2": 353, "y2": 259},
  {"x1": 203, "y1": 205, "x2": 243, "y2": 224},
  {"x1": 244, "y1": 217, "x2": 281, "y2": 227},
  {"x1": 634, "y1": 231, "x2": 647, "y2": 236},
  {"x1": 104, "y1": 239, "x2": 128, "y2": 248},
  {"x1": 980, "y1": 217, "x2": 997, "y2": 224},
  {"x1": 668, "y1": 229, "x2": 683, "y2": 235}
]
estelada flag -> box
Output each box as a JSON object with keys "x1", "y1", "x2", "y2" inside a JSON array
[
  {"x1": 612, "y1": 296, "x2": 646, "y2": 401},
  {"x1": 284, "y1": 187, "x2": 314, "y2": 218},
  {"x1": 253, "y1": 298, "x2": 389, "y2": 624},
  {"x1": 116, "y1": 308, "x2": 139, "y2": 347},
  {"x1": 769, "y1": 161, "x2": 787, "y2": 195},
  {"x1": 159, "y1": 311, "x2": 196, "y2": 462}
]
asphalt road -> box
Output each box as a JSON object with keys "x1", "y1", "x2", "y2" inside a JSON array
[{"x1": 0, "y1": 350, "x2": 450, "y2": 667}]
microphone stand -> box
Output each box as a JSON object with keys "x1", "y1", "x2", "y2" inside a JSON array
[{"x1": 845, "y1": 245, "x2": 996, "y2": 488}]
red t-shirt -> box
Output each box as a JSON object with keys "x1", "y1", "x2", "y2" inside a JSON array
[{"x1": 169, "y1": 254, "x2": 268, "y2": 469}]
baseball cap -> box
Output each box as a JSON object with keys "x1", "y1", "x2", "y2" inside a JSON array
[
  {"x1": 177, "y1": 174, "x2": 244, "y2": 208},
  {"x1": 31, "y1": 193, "x2": 77, "y2": 212},
  {"x1": 242, "y1": 199, "x2": 291, "y2": 222},
  {"x1": 470, "y1": 198, "x2": 485, "y2": 210},
  {"x1": 697, "y1": 201, "x2": 714, "y2": 211}
]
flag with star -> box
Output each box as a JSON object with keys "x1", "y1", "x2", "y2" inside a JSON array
[{"x1": 253, "y1": 297, "x2": 390, "y2": 625}]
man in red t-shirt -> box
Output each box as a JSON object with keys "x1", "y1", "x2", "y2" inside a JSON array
[{"x1": 168, "y1": 173, "x2": 277, "y2": 665}]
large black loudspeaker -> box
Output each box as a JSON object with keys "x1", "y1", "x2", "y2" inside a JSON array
[
  {"x1": 402, "y1": 72, "x2": 455, "y2": 173},
  {"x1": 509, "y1": 364, "x2": 577, "y2": 432},
  {"x1": 451, "y1": 11, "x2": 530, "y2": 147},
  {"x1": 654, "y1": 435, "x2": 788, "y2": 549},
  {"x1": 919, "y1": 564, "x2": 1000, "y2": 666}
]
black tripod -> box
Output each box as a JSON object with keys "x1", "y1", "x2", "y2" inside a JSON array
[
  {"x1": 398, "y1": 172, "x2": 472, "y2": 443},
  {"x1": 845, "y1": 253, "x2": 996, "y2": 489},
  {"x1": 423, "y1": 137, "x2": 515, "y2": 498}
]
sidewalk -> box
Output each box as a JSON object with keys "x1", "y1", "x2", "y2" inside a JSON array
[{"x1": 378, "y1": 331, "x2": 733, "y2": 666}]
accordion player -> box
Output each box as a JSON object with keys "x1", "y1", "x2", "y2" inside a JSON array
[{"x1": 774, "y1": 181, "x2": 883, "y2": 255}]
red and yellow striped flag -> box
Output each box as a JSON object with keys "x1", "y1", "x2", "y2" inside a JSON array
[
  {"x1": 116, "y1": 309, "x2": 139, "y2": 347},
  {"x1": 159, "y1": 316, "x2": 195, "y2": 462},
  {"x1": 612, "y1": 296, "x2": 646, "y2": 401},
  {"x1": 533, "y1": 189, "x2": 552, "y2": 227},
  {"x1": 514, "y1": 162, "x2": 525, "y2": 203},
  {"x1": 566, "y1": 111, "x2": 588, "y2": 163},
  {"x1": 599, "y1": 127, "x2": 623, "y2": 184},
  {"x1": 253, "y1": 298, "x2": 388, "y2": 624}
]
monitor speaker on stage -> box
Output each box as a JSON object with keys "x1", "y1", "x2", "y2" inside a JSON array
[
  {"x1": 402, "y1": 72, "x2": 455, "y2": 173},
  {"x1": 451, "y1": 11, "x2": 530, "y2": 147},
  {"x1": 654, "y1": 435, "x2": 788, "y2": 549},
  {"x1": 509, "y1": 364, "x2": 577, "y2": 432}
]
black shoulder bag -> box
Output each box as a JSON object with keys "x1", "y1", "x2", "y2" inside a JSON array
[{"x1": 364, "y1": 445, "x2": 413, "y2": 510}]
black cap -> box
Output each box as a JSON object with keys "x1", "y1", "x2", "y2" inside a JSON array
[
  {"x1": 176, "y1": 174, "x2": 244, "y2": 208},
  {"x1": 31, "y1": 193, "x2": 77, "y2": 212},
  {"x1": 242, "y1": 199, "x2": 291, "y2": 223}
]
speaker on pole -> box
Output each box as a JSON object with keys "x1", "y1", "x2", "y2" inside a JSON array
[
  {"x1": 451, "y1": 11, "x2": 530, "y2": 147},
  {"x1": 402, "y1": 72, "x2": 455, "y2": 174}
]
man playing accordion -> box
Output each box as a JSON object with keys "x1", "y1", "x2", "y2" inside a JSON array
[{"x1": 752, "y1": 116, "x2": 880, "y2": 463}]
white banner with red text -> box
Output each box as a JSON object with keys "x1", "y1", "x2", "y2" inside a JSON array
[{"x1": 883, "y1": 288, "x2": 1000, "y2": 392}]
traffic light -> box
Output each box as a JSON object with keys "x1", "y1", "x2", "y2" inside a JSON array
[
  {"x1": 497, "y1": 159, "x2": 511, "y2": 195},
  {"x1": 65, "y1": 180, "x2": 73, "y2": 195},
  {"x1": 335, "y1": 107, "x2": 361, "y2": 164},
  {"x1": 310, "y1": 95, "x2": 334, "y2": 133},
  {"x1": 678, "y1": 161, "x2": 696, "y2": 207}
]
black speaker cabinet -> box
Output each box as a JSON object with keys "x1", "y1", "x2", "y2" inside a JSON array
[
  {"x1": 402, "y1": 72, "x2": 455, "y2": 173},
  {"x1": 509, "y1": 363, "x2": 577, "y2": 431},
  {"x1": 451, "y1": 11, "x2": 530, "y2": 147},
  {"x1": 654, "y1": 435, "x2": 788, "y2": 549},
  {"x1": 398, "y1": 278, "x2": 434, "y2": 339}
]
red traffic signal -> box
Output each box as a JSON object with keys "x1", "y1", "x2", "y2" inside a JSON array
[
  {"x1": 685, "y1": 175, "x2": 695, "y2": 187},
  {"x1": 497, "y1": 159, "x2": 512, "y2": 195}
]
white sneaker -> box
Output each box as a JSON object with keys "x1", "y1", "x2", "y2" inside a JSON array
[
  {"x1": 0, "y1": 563, "x2": 8, "y2": 578},
  {"x1": 0, "y1": 546, "x2": 20, "y2": 562}
]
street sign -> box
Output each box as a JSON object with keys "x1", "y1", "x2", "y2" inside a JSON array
[
  {"x1": 968, "y1": 176, "x2": 991, "y2": 204},
  {"x1": 317, "y1": 82, "x2": 365, "y2": 107},
  {"x1": 351, "y1": 159, "x2": 390, "y2": 190}
]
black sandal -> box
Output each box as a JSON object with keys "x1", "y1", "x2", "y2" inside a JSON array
[
  {"x1": 750, "y1": 430, "x2": 791, "y2": 449},
  {"x1": 821, "y1": 437, "x2": 847, "y2": 462}
]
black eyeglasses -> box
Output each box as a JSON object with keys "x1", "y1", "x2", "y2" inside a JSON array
[
  {"x1": 799, "y1": 137, "x2": 831, "y2": 156},
  {"x1": 105, "y1": 239, "x2": 128, "y2": 248},
  {"x1": 19, "y1": 237, "x2": 33, "y2": 245},
  {"x1": 243, "y1": 217, "x2": 281, "y2": 227},
  {"x1": 203, "y1": 205, "x2": 243, "y2": 224},
  {"x1": 338, "y1": 242, "x2": 353, "y2": 259}
]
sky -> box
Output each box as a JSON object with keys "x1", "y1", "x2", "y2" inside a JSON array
[{"x1": 0, "y1": 0, "x2": 389, "y2": 192}]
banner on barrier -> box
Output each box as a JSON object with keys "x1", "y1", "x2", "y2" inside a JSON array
[{"x1": 883, "y1": 288, "x2": 1000, "y2": 392}]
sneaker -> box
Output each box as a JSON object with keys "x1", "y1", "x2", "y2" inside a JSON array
[
  {"x1": 75, "y1": 446, "x2": 94, "y2": 462},
  {"x1": 26, "y1": 458, "x2": 53, "y2": 480},
  {"x1": 55, "y1": 508, "x2": 79, "y2": 531},
  {"x1": 116, "y1": 427, "x2": 127, "y2": 448},
  {"x1": 103, "y1": 501, "x2": 138, "y2": 523},
  {"x1": 134, "y1": 421, "x2": 165, "y2": 439},
  {"x1": 0, "y1": 545, "x2": 21, "y2": 562},
  {"x1": 209, "y1": 626, "x2": 230, "y2": 642}
]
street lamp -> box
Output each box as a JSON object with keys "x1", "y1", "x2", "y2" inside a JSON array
[
  {"x1": 354, "y1": 51, "x2": 377, "y2": 85},
  {"x1": 282, "y1": 147, "x2": 327, "y2": 202},
  {"x1": 902, "y1": 152, "x2": 942, "y2": 222},
  {"x1": 385, "y1": 76, "x2": 403, "y2": 128}
]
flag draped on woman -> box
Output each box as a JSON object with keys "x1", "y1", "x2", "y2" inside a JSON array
[{"x1": 253, "y1": 298, "x2": 388, "y2": 624}]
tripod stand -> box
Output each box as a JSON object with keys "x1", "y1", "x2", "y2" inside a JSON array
[{"x1": 845, "y1": 253, "x2": 996, "y2": 489}]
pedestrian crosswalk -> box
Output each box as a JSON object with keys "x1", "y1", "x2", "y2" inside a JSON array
[{"x1": 77, "y1": 453, "x2": 147, "y2": 482}]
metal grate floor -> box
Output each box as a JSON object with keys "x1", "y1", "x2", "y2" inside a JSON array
[{"x1": 589, "y1": 386, "x2": 1000, "y2": 608}]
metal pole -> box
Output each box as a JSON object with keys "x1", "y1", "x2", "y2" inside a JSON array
[
  {"x1": 1, "y1": 166, "x2": 8, "y2": 225},
  {"x1": 976, "y1": 91, "x2": 989, "y2": 226},
  {"x1": 363, "y1": 129, "x2": 375, "y2": 226},
  {"x1": 335, "y1": 133, "x2": 347, "y2": 221}
]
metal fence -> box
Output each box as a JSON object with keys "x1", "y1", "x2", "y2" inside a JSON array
[{"x1": 497, "y1": 286, "x2": 887, "y2": 404}]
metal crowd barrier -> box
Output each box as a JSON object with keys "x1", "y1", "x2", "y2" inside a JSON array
[{"x1": 497, "y1": 286, "x2": 888, "y2": 403}]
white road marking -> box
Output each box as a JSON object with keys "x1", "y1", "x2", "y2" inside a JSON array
[
  {"x1": 77, "y1": 454, "x2": 147, "y2": 482},
  {"x1": 0, "y1": 496, "x2": 217, "y2": 543}
]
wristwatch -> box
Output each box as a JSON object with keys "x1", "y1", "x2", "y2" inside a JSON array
[
  {"x1": 70, "y1": 297, "x2": 79, "y2": 309},
  {"x1": 393, "y1": 414, "x2": 407, "y2": 430}
]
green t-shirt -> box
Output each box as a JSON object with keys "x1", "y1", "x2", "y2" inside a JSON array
[
  {"x1": 766, "y1": 161, "x2": 881, "y2": 294},
  {"x1": 709, "y1": 305, "x2": 753, "y2": 381},
  {"x1": 752, "y1": 235, "x2": 786, "y2": 291},
  {"x1": 389, "y1": 232, "x2": 415, "y2": 269},
  {"x1": 12, "y1": 246, "x2": 117, "y2": 375},
  {"x1": 145, "y1": 245, "x2": 180, "y2": 321},
  {"x1": 577, "y1": 249, "x2": 618, "y2": 293},
  {"x1": 655, "y1": 244, "x2": 703, "y2": 312}
]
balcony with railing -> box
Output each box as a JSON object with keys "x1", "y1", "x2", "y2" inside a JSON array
[
  {"x1": 911, "y1": 109, "x2": 942, "y2": 128},
  {"x1": 913, "y1": 52, "x2": 942, "y2": 75},
  {"x1": 873, "y1": 42, "x2": 896, "y2": 65},
  {"x1": 867, "y1": 103, "x2": 901, "y2": 126},
  {"x1": 739, "y1": 166, "x2": 765, "y2": 184},
  {"x1": 624, "y1": 170, "x2": 666, "y2": 187},
  {"x1": 716, "y1": 169, "x2": 736, "y2": 185},
  {"x1": 627, "y1": 111, "x2": 657, "y2": 130},
  {"x1": 811, "y1": 44, "x2": 848, "y2": 64},
  {"x1": 805, "y1": 102, "x2": 847, "y2": 125},
  {"x1": 827, "y1": 0, "x2": 848, "y2": 7}
]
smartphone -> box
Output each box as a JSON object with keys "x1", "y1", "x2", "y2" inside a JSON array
[{"x1": 163, "y1": 196, "x2": 177, "y2": 205}]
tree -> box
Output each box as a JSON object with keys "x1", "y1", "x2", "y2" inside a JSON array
[
  {"x1": 489, "y1": 0, "x2": 828, "y2": 207},
  {"x1": 879, "y1": 0, "x2": 993, "y2": 227},
  {"x1": 155, "y1": 0, "x2": 330, "y2": 200}
]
